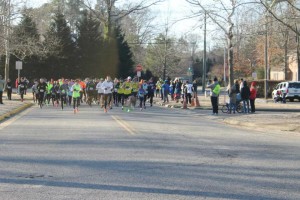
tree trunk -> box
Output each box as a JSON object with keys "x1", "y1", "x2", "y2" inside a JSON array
[
  {"x1": 284, "y1": 30, "x2": 288, "y2": 80},
  {"x1": 227, "y1": 27, "x2": 234, "y2": 88}
]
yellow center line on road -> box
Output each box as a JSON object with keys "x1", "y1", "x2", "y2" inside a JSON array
[{"x1": 111, "y1": 115, "x2": 136, "y2": 135}]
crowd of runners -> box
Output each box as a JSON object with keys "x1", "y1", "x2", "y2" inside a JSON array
[{"x1": 23, "y1": 76, "x2": 159, "y2": 114}]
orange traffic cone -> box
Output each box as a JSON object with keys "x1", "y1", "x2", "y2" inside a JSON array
[
  {"x1": 182, "y1": 97, "x2": 187, "y2": 109},
  {"x1": 191, "y1": 98, "x2": 195, "y2": 107},
  {"x1": 195, "y1": 96, "x2": 200, "y2": 107}
]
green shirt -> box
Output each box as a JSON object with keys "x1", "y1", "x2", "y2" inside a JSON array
[{"x1": 72, "y1": 84, "x2": 81, "y2": 98}]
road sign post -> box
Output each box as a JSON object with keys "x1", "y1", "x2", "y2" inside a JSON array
[
  {"x1": 136, "y1": 64, "x2": 143, "y2": 82},
  {"x1": 16, "y1": 61, "x2": 22, "y2": 81}
]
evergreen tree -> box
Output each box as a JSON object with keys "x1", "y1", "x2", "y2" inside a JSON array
[
  {"x1": 43, "y1": 11, "x2": 76, "y2": 78},
  {"x1": 96, "y1": 25, "x2": 134, "y2": 79},
  {"x1": 114, "y1": 26, "x2": 134, "y2": 78},
  {"x1": 77, "y1": 11, "x2": 104, "y2": 77}
]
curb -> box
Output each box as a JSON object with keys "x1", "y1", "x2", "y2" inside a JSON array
[
  {"x1": 0, "y1": 103, "x2": 33, "y2": 122},
  {"x1": 223, "y1": 118, "x2": 300, "y2": 133},
  {"x1": 157, "y1": 102, "x2": 300, "y2": 112}
]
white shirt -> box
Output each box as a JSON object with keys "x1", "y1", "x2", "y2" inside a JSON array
[
  {"x1": 96, "y1": 82, "x2": 104, "y2": 94},
  {"x1": 101, "y1": 81, "x2": 113, "y2": 94},
  {"x1": 187, "y1": 84, "x2": 193, "y2": 94}
]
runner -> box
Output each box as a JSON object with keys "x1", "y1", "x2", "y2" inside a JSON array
[
  {"x1": 46, "y1": 80, "x2": 54, "y2": 106},
  {"x1": 113, "y1": 78, "x2": 120, "y2": 107},
  {"x1": 131, "y1": 77, "x2": 139, "y2": 97},
  {"x1": 18, "y1": 77, "x2": 27, "y2": 102},
  {"x1": 122, "y1": 76, "x2": 133, "y2": 110},
  {"x1": 5, "y1": 78, "x2": 13, "y2": 101},
  {"x1": 86, "y1": 78, "x2": 96, "y2": 106},
  {"x1": 37, "y1": 78, "x2": 47, "y2": 108},
  {"x1": 96, "y1": 78, "x2": 104, "y2": 108},
  {"x1": 67, "y1": 80, "x2": 74, "y2": 107},
  {"x1": 59, "y1": 79, "x2": 69, "y2": 110},
  {"x1": 138, "y1": 84, "x2": 146, "y2": 111},
  {"x1": 79, "y1": 79, "x2": 86, "y2": 103},
  {"x1": 52, "y1": 81, "x2": 60, "y2": 107},
  {"x1": 147, "y1": 78, "x2": 155, "y2": 107},
  {"x1": 141, "y1": 79, "x2": 148, "y2": 109},
  {"x1": 117, "y1": 79, "x2": 124, "y2": 107},
  {"x1": 101, "y1": 76, "x2": 114, "y2": 113},
  {"x1": 71, "y1": 79, "x2": 82, "y2": 114},
  {"x1": 32, "y1": 79, "x2": 39, "y2": 103}
]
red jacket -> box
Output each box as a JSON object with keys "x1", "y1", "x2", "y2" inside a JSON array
[{"x1": 250, "y1": 87, "x2": 257, "y2": 100}]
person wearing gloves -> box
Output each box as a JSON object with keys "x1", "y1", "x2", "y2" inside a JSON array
[{"x1": 101, "y1": 76, "x2": 114, "y2": 113}]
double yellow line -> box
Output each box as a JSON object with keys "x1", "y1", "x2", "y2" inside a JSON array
[{"x1": 111, "y1": 115, "x2": 136, "y2": 135}]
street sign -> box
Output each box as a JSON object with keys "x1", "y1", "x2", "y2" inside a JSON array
[
  {"x1": 136, "y1": 64, "x2": 143, "y2": 71},
  {"x1": 137, "y1": 71, "x2": 141, "y2": 77},
  {"x1": 16, "y1": 61, "x2": 22, "y2": 70},
  {"x1": 252, "y1": 72, "x2": 257, "y2": 80}
]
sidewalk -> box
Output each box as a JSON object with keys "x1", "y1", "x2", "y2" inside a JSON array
[
  {"x1": 0, "y1": 93, "x2": 33, "y2": 122},
  {"x1": 154, "y1": 94, "x2": 300, "y2": 134}
]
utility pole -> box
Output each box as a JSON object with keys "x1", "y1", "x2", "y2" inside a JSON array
[
  {"x1": 202, "y1": 12, "x2": 207, "y2": 93},
  {"x1": 297, "y1": 25, "x2": 300, "y2": 81},
  {"x1": 264, "y1": 14, "x2": 269, "y2": 99},
  {"x1": 224, "y1": 47, "x2": 226, "y2": 85},
  {"x1": 4, "y1": 0, "x2": 11, "y2": 81},
  {"x1": 163, "y1": 26, "x2": 168, "y2": 81}
]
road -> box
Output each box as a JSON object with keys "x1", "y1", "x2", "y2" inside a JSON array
[{"x1": 0, "y1": 104, "x2": 299, "y2": 200}]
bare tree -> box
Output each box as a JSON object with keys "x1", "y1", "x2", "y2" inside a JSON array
[
  {"x1": 186, "y1": 0, "x2": 239, "y2": 87},
  {"x1": 0, "y1": 0, "x2": 12, "y2": 80},
  {"x1": 82, "y1": 0, "x2": 164, "y2": 38},
  {"x1": 259, "y1": 0, "x2": 300, "y2": 35},
  {"x1": 120, "y1": 8, "x2": 157, "y2": 64}
]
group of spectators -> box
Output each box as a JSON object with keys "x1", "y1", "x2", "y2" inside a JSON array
[{"x1": 207, "y1": 77, "x2": 257, "y2": 115}]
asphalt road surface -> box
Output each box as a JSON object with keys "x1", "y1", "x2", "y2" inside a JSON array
[{"x1": 0, "y1": 104, "x2": 299, "y2": 200}]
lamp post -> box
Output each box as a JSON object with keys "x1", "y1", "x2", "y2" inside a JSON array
[
  {"x1": 187, "y1": 67, "x2": 194, "y2": 83},
  {"x1": 202, "y1": 12, "x2": 207, "y2": 93}
]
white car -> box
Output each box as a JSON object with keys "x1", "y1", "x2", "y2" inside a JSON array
[{"x1": 272, "y1": 81, "x2": 300, "y2": 102}]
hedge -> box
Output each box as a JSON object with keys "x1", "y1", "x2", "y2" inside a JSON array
[{"x1": 249, "y1": 80, "x2": 282, "y2": 98}]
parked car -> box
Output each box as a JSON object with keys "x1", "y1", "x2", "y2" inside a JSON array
[{"x1": 272, "y1": 81, "x2": 300, "y2": 102}]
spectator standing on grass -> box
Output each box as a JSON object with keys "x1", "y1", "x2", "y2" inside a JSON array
[
  {"x1": 0, "y1": 75, "x2": 5, "y2": 104},
  {"x1": 227, "y1": 79, "x2": 239, "y2": 114},
  {"x1": 155, "y1": 80, "x2": 161, "y2": 98},
  {"x1": 193, "y1": 80, "x2": 198, "y2": 98},
  {"x1": 185, "y1": 81, "x2": 193, "y2": 105},
  {"x1": 162, "y1": 80, "x2": 170, "y2": 103},
  {"x1": 239, "y1": 78, "x2": 244, "y2": 91},
  {"x1": 250, "y1": 82, "x2": 257, "y2": 113},
  {"x1": 207, "y1": 77, "x2": 220, "y2": 115},
  {"x1": 174, "y1": 79, "x2": 182, "y2": 103},
  {"x1": 241, "y1": 81, "x2": 250, "y2": 114}
]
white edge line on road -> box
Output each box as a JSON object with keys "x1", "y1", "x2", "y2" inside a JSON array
[{"x1": 0, "y1": 107, "x2": 34, "y2": 130}]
